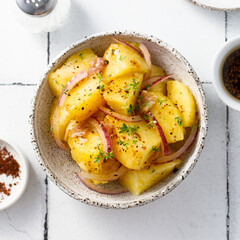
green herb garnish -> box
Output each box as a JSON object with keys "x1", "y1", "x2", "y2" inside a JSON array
[
  {"x1": 98, "y1": 73, "x2": 105, "y2": 91},
  {"x1": 126, "y1": 104, "x2": 136, "y2": 115},
  {"x1": 119, "y1": 123, "x2": 139, "y2": 136},
  {"x1": 190, "y1": 123, "x2": 199, "y2": 133},
  {"x1": 117, "y1": 140, "x2": 129, "y2": 150},
  {"x1": 64, "y1": 89, "x2": 69, "y2": 95},
  {"x1": 93, "y1": 144, "x2": 114, "y2": 163},
  {"x1": 125, "y1": 78, "x2": 139, "y2": 95},
  {"x1": 145, "y1": 83, "x2": 153, "y2": 90},
  {"x1": 150, "y1": 169, "x2": 155, "y2": 174},
  {"x1": 61, "y1": 84, "x2": 65, "y2": 90},
  {"x1": 157, "y1": 99, "x2": 167, "y2": 105},
  {"x1": 175, "y1": 116, "x2": 183, "y2": 127},
  {"x1": 119, "y1": 55, "x2": 126, "y2": 61},
  {"x1": 50, "y1": 126, "x2": 54, "y2": 132},
  {"x1": 148, "y1": 146, "x2": 160, "y2": 156},
  {"x1": 79, "y1": 53, "x2": 83, "y2": 60}
]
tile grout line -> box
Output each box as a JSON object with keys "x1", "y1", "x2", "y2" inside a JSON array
[
  {"x1": 44, "y1": 32, "x2": 50, "y2": 240},
  {"x1": 225, "y1": 11, "x2": 230, "y2": 240},
  {"x1": 0, "y1": 83, "x2": 37, "y2": 86}
]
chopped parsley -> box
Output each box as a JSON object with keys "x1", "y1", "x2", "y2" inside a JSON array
[
  {"x1": 190, "y1": 123, "x2": 199, "y2": 133},
  {"x1": 55, "y1": 80, "x2": 59, "y2": 85},
  {"x1": 117, "y1": 140, "x2": 129, "y2": 150},
  {"x1": 119, "y1": 55, "x2": 127, "y2": 61},
  {"x1": 157, "y1": 99, "x2": 167, "y2": 105},
  {"x1": 148, "y1": 145, "x2": 160, "y2": 156},
  {"x1": 88, "y1": 92, "x2": 92, "y2": 96},
  {"x1": 131, "y1": 139, "x2": 138, "y2": 145},
  {"x1": 64, "y1": 89, "x2": 69, "y2": 95},
  {"x1": 144, "y1": 101, "x2": 150, "y2": 106},
  {"x1": 135, "y1": 95, "x2": 143, "y2": 110},
  {"x1": 98, "y1": 73, "x2": 105, "y2": 91},
  {"x1": 119, "y1": 123, "x2": 139, "y2": 136},
  {"x1": 93, "y1": 144, "x2": 114, "y2": 163},
  {"x1": 126, "y1": 104, "x2": 136, "y2": 115},
  {"x1": 150, "y1": 169, "x2": 155, "y2": 174},
  {"x1": 145, "y1": 83, "x2": 153, "y2": 90},
  {"x1": 142, "y1": 113, "x2": 154, "y2": 128},
  {"x1": 79, "y1": 53, "x2": 83, "y2": 60},
  {"x1": 175, "y1": 116, "x2": 183, "y2": 127},
  {"x1": 125, "y1": 78, "x2": 139, "y2": 95},
  {"x1": 50, "y1": 126, "x2": 54, "y2": 132},
  {"x1": 61, "y1": 84, "x2": 65, "y2": 90}
]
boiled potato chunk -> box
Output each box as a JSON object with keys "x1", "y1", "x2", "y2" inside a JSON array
[
  {"x1": 149, "y1": 65, "x2": 167, "y2": 95},
  {"x1": 167, "y1": 81, "x2": 196, "y2": 127},
  {"x1": 119, "y1": 159, "x2": 181, "y2": 196},
  {"x1": 104, "y1": 116, "x2": 162, "y2": 170},
  {"x1": 103, "y1": 73, "x2": 143, "y2": 115},
  {"x1": 50, "y1": 98, "x2": 59, "y2": 140},
  {"x1": 68, "y1": 124, "x2": 120, "y2": 174},
  {"x1": 151, "y1": 65, "x2": 166, "y2": 77},
  {"x1": 147, "y1": 92, "x2": 184, "y2": 143},
  {"x1": 58, "y1": 74, "x2": 106, "y2": 140},
  {"x1": 103, "y1": 43, "x2": 149, "y2": 82},
  {"x1": 48, "y1": 48, "x2": 96, "y2": 97}
]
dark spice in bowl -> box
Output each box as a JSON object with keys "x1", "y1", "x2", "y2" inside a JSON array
[
  {"x1": 0, "y1": 146, "x2": 20, "y2": 199},
  {"x1": 222, "y1": 48, "x2": 240, "y2": 99}
]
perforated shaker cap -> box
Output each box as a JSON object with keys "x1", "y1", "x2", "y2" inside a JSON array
[{"x1": 16, "y1": 0, "x2": 56, "y2": 16}]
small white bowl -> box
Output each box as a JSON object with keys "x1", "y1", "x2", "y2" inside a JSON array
[
  {"x1": 0, "y1": 138, "x2": 29, "y2": 211},
  {"x1": 213, "y1": 36, "x2": 240, "y2": 111}
]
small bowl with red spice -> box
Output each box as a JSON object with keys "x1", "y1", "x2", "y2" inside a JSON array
[
  {"x1": 213, "y1": 36, "x2": 240, "y2": 111},
  {"x1": 0, "y1": 138, "x2": 29, "y2": 210}
]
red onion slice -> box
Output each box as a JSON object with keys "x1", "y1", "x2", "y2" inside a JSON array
[
  {"x1": 154, "y1": 123, "x2": 199, "y2": 164},
  {"x1": 99, "y1": 106, "x2": 142, "y2": 122},
  {"x1": 58, "y1": 70, "x2": 87, "y2": 107},
  {"x1": 139, "y1": 43, "x2": 152, "y2": 79},
  {"x1": 148, "y1": 112, "x2": 170, "y2": 156},
  {"x1": 88, "y1": 117, "x2": 112, "y2": 153},
  {"x1": 88, "y1": 57, "x2": 107, "y2": 77},
  {"x1": 141, "y1": 74, "x2": 174, "y2": 90},
  {"x1": 76, "y1": 172, "x2": 128, "y2": 195},
  {"x1": 51, "y1": 104, "x2": 70, "y2": 152},
  {"x1": 112, "y1": 37, "x2": 144, "y2": 57},
  {"x1": 81, "y1": 165, "x2": 128, "y2": 182}
]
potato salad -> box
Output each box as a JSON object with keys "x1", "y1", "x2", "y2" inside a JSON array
[{"x1": 48, "y1": 38, "x2": 198, "y2": 196}]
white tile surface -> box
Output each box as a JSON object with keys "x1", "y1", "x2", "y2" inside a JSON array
[
  {"x1": 0, "y1": 0, "x2": 239, "y2": 240},
  {"x1": 0, "y1": 1, "x2": 47, "y2": 84},
  {"x1": 0, "y1": 86, "x2": 46, "y2": 240}
]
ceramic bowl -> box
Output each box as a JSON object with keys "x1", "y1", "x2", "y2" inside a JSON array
[
  {"x1": 31, "y1": 31, "x2": 208, "y2": 209},
  {"x1": 0, "y1": 138, "x2": 29, "y2": 211},
  {"x1": 213, "y1": 36, "x2": 240, "y2": 111}
]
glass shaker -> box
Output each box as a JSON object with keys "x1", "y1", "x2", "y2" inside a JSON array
[{"x1": 14, "y1": 0, "x2": 71, "y2": 33}]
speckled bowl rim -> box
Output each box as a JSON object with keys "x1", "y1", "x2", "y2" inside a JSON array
[
  {"x1": 186, "y1": 0, "x2": 240, "y2": 11},
  {"x1": 30, "y1": 30, "x2": 208, "y2": 209}
]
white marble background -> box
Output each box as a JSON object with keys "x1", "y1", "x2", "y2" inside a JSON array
[{"x1": 0, "y1": 1, "x2": 240, "y2": 239}]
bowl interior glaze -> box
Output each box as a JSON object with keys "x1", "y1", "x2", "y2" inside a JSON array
[{"x1": 31, "y1": 31, "x2": 208, "y2": 209}]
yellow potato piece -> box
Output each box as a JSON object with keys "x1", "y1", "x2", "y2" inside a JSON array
[
  {"x1": 103, "y1": 43, "x2": 149, "y2": 82},
  {"x1": 103, "y1": 73, "x2": 143, "y2": 115},
  {"x1": 147, "y1": 92, "x2": 185, "y2": 143},
  {"x1": 68, "y1": 124, "x2": 120, "y2": 175},
  {"x1": 149, "y1": 65, "x2": 167, "y2": 95},
  {"x1": 167, "y1": 81, "x2": 196, "y2": 127},
  {"x1": 48, "y1": 48, "x2": 96, "y2": 97},
  {"x1": 58, "y1": 74, "x2": 106, "y2": 140},
  {"x1": 104, "y1": 116, "x2": 162, "y2": 170},
  {"x1": 119, "y1": 159, "x2": 181, "y2": 196}
]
